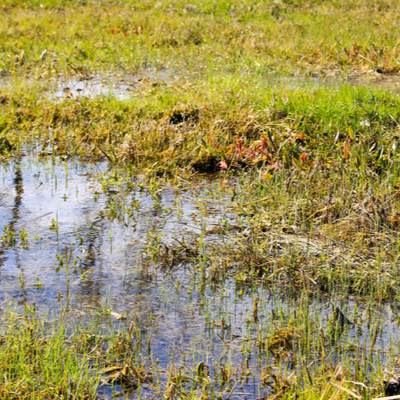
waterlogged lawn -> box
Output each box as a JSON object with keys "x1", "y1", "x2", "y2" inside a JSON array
[{"x1": 2, "y1": 1, "x2": 400, "y2": 399}]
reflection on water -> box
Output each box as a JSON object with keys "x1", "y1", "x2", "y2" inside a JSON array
[
  {"x1": 51, "y1": 69, "x2": 176, "y2": 100},
  {"x1": 0, "y1": 69, "x2": 177, "y2": 100},
  {"x1": 0, "y1": 158, "x2": 227, "y2": 306},
  {"x1": 1, "y1": 158, "x2": 400, "y2": 399},
  {"x1": 51, "y1": 69, "x2": 176, "y2": 99},
  {"x1": 0, "y1": 158, "x2": 265, "y2": 398}
]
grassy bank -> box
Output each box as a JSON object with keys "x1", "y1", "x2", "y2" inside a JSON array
[{"x1": 2, "y1": 77, "x2": 400, "y2": 175}]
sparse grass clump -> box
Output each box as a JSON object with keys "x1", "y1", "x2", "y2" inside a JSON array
[
  {"x1": 0, "y1": 311, "x2": 99, "y2": 399},
  {"x1": 0, "y1": 309, "x2": 149, "y2": 399}
]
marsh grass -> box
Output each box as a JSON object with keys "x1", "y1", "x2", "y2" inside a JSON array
[
  {"x1": 1, "y1": 158, "x2": 400, "y2": 399},
  {"x1": 2, "y1": 0, "x2": 400, "y2": 399},
  {"x1": 1, "y1": 0, "x2": 400, "y2": 77},
  {"x1": 0, "y1": 309, "x2": 102, "y2": 399},
  {"x1": 0, "y1": 303, "x2": 162, "y2": 399},
  {"x1": 4, "y1": 79, "x2": 400, "y2": 397},
  {"x1": 2, "y1": 77, "x2": 400, "y2": 175}
]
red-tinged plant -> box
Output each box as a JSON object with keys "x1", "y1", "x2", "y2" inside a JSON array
[
  {"x1": 300, "y1": 153, "x2": 308, "y2": 163},
  {"x1": 261, "y1": 139, "x2": 267, "y2": 152},
  {"x1": 237, "y1": 136, "x2": 243, "y2": 156},
  {"x1": 344, "y1": 139, "x2": 351, "y2": 160},
  {"x1": 220, "y1": 161, "x2": 228, "y2": 170}
]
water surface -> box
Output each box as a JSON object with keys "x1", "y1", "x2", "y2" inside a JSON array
[{"x1": 1, "y1": 158, "x2": 400, "y2": 399}]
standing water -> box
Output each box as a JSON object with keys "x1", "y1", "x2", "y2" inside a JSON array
[{"x1": 1, "y1": 157, "x2": 400, "y2": 399}]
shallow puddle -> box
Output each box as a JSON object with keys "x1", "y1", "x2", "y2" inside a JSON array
[
  {"x1": 52, "y1": 72, "x2": 400, "y2": 100},
  {"x1": 266, "y1": 73, "x2": 400, "y2": 93},
  {"x1": 2, "y1": 69, "x2": 400, "y2": 102},
  {"x1": 1, "y1": 158, "x2": 400, "y2": 399},
  {"x1": 51, "y1": 69, "x2": 176, "y2": 99},
  {"x1": 0, "y1": 68, "x2": 178, "y2": 100},
  {"x1": 0, "y1": 157, "x2": 229, "y2": 306}
]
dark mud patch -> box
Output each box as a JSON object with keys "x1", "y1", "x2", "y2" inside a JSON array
[
  {"x1": 0, "y1": 137, "x2": 14, "y2": 154},
  {"x1": 167, "y1": 105, "x2": 200, "y2": 124},
  {"x1": 192, "y1": 155, "x2": 221, "y2": 173}
]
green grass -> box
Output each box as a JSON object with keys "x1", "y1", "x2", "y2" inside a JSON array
[
  {"x1": 1, "y1": 0, "x2": 400, "y2": 77},
  {"x1": 0, "y1": 307, "x2": 144, "y2": 399},
  {"x1": 1, "y1": 76, "x2": 400, "y2": 175},
  {"x1": 2, "y1": 1, "x2": 400, "y2": 399}
]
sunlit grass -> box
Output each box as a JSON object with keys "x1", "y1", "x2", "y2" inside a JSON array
[
  {"x1": 2, "y1": 1, "x2": 400, "y2": 399},
  {"x1": 1, "y1": 0, "x2": 400, "y2": 77}
]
